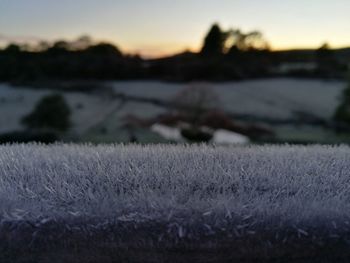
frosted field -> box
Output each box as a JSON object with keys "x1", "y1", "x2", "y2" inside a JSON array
[
  {"x1": 0, "y1": 83, "x2": 166, "y2": 136},
  {"x1": 0, "y1": 78, "x2": 345, "y2": 143},
  {"x1": 112, "y1": 78, "x2": 345, "y2": 119},
  {"x1": 0, "y1": 84, "x2": 121, "y2": 134},
  {"x1": 1, "y1": 144, "x2": 350, "y2": 262},
  {"x1": 1, "y1": 144, "x2": 350, "y2": 231}
]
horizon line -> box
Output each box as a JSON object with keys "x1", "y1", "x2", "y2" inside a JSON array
[{"x1": 1, "y1": 33, "x2": 350, "y2": 59}]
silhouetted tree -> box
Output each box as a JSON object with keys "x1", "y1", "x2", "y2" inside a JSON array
[
  {"x1": 316, "y1": 42, "x2": 337, "y2": 78},
  {"x1": 318, "y1": 43, "x2": 331, "y2": 53},
  {"x1": 4, "y1": 43, "x2": 21, "y2": 53},
  {"x1": 72, "y1": 35, "x2": 93, "y2": 50},
  {"x1": 86, "y1": 43, "x2": 122, "y2": 57},
  {"x1": 46, "y1": 40, "x2": 71, "y2": 55},
  {"x1": 22, "y1": 94, "x2": 71, "y2": 132},
  {"x1": 36, "y1": 41, "x2": 50, "y2": 52},
  {"x1": 201, "y1": 24, "x2": 229, "y2": 57},
  {"x1": 228, "y1": 29, "x2": 269, "y2": 53},
  {"x1": 54, "y1": 40, "x2": 70, "y2": 50}
]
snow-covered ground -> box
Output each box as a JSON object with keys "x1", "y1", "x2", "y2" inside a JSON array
[
  {"x1": 151, "y1": 124, "x2": 250, "y2": 144},
  {"x1": 112, "y1": 78, "x2": 345, "y2": 119},
  {"x1": 213, "y1": 129, "x2": 250, "y2": 144},
  {"x1": 0, "y1": 84, "x2": 125, "y2": 134},
  {"x1": 151, "y1": 124, "x2": 183, "y2": 141},
  {"x1": 0, "y1": 78, "x2": 345, "y2": 142}
]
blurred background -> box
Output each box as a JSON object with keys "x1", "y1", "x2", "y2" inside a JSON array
[{"x1": 0, "y1": 0, "x2": 350, "y2": 145}]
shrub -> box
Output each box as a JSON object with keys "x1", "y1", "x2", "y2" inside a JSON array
[
  {"x1": 22, "y1": 94, "x2": 71, "y2": 132},
  {"x1": 172, "y1": 83, "x2": 220, "y2": 127}
]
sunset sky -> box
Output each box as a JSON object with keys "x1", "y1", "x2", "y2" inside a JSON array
[{"x1": 0, "y1": 0, "x2": 349, "y2": 58}]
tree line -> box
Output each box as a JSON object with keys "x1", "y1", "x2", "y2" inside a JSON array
[{"x1": 0, "y1": 24, "x2": 348, "y2": 83}]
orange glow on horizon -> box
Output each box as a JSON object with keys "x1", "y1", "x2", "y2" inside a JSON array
[
  {"x1": 123, "y1": 41, "x2": 350, "y2": 59},
  {"x1": 2, "y1": 34, "x2": 350, "y2": 59}
]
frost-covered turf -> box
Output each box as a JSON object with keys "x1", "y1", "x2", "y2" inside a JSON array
[
  {"x1": 1, "y1": 144, "x2": 350, "y2": 227},
  {"x1": 1, "y1": 144, "x2": 350, "y2": 262},
  {"x1": 0, "y1": 79, "x2": 345, "y2": 134}
]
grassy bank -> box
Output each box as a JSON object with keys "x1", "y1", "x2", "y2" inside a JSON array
[{"x1": 1, "y1": 144, "x2": 350, "y2": 262}]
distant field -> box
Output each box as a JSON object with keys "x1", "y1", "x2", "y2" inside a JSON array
[
  {"x1": 1, "y1": 144, "x2": 350, "y2": 262},
  {"x1": 112, "y1": 78, "x2": 345, "y2": 119},
  {"x1": 0, "y1": 78, "x2": 346, "y2": 143}
]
